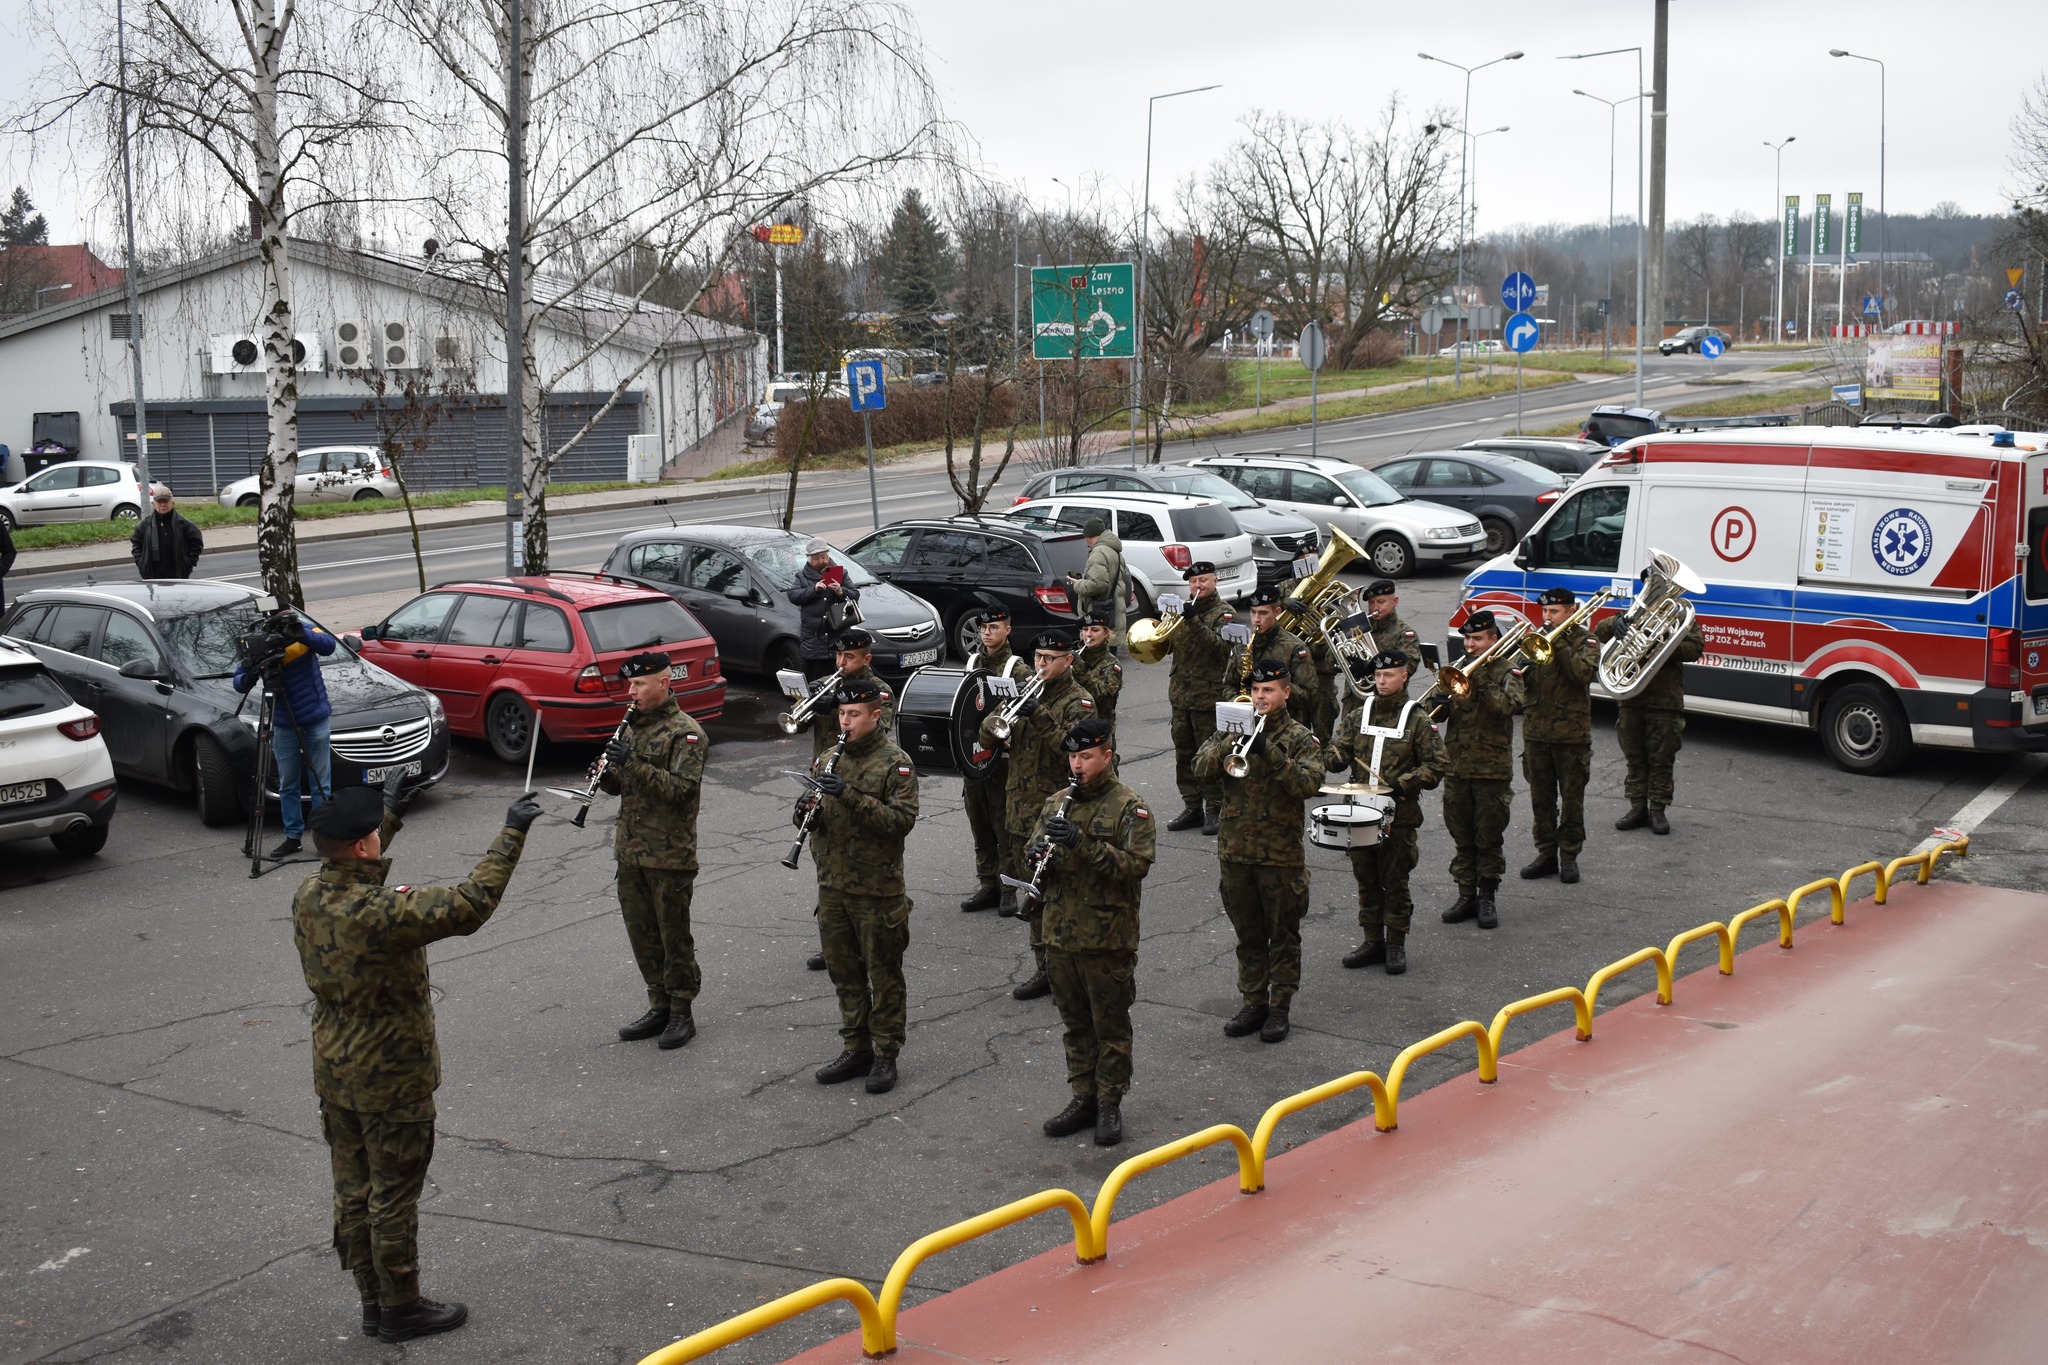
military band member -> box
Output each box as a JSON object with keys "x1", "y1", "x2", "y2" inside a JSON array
[
  {"x1": 959, "y1": 611, "x2": 1031, "y2": 914},
  {"x1": 1032, "y1": 718, "x2": 1154, "y2": 1148},
  {"x1": 1073, "y1": 606, "x2": 1123, "y2": 737},
  {"x1": 802, "y1": 677, "x2": 920, "y2": 1094},
  {"x1": 1596, "y1": 586, "x2": 1706, "y2": 835},
  {"x1": 1158, "y1": 561, "x2": 1240, "y2": 834},
  {"x1": 604, "y1": 652, "x2": 710, "y2": 1049},
  {"x1": 1194, "y1": 657, "x2": 1325, "y2": 1042},
  {"x1": 979, "y1": 630, "x2": 1096, "y2": 999},
  {"x1": 801, "y1": 628, "x2": 895, "y2": 971},
  {"x1": 1229, "y1": 585, "x2": 1318, "y2": 731},
  {"x1": 1362, "y1": 578, "x2": 1424, "y2": 672},
  {"x1": 1278, "y1": 570, "x2": 1342, "y2": 744},
  {"x1": 295, "y1": 779, "x2": 540, "y2": 1344},
  {"x1": 1520, "y1": 587, "x2": 1599, "y2": 883},
  {"x1": 1439, "y1": 611, "x2": 1526, "y2": 931},
  {"x1": 1326, "y1": 650, "x2": 1445, "y2": 974}
]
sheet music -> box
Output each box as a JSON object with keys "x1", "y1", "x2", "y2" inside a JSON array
[
  {"x1": 776, "y1": 670, "x2": 811, "y2": 701},
  {"x1": 1215, "y1": 701, "x2": 1257, "y2": 736}
]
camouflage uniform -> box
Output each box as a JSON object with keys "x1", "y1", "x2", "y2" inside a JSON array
[
  {"x1": 980, "y1": 671, "x2": 1095, "y2": 969},
  {"x1": 1194, "y1": 714, "x2": 1325, "y2": 1008},
  {"x1": 1032, "y1": 775, "x2": 1154, "y2": 1103},
  {"x1": 1073, "y1": 642, "x2": 1123, "y2": 737},
  {"x1": 1441, "y1": 654, "x2": 1525, "y2": 890},
  {"x1": 962, "y1": 645, "x2": 1029, "y2": 896},
  {"x1": 293, "y1": 812, "x2": 525, "y2": 1308},
  {"x1": 599, "y1": 695, "x2": 709, "y2": 1013},
  {"x1": 1521, "y1": 623, "x2": 1600, "y2": 857},
  {"x1": 805, "y1": 665, "x2": 894, "y2": 758},
  {"x1": 1327, "y1": 686, "x2": 1444, "y2": 947},
  {"x1": 804, "y1": 726, "x2": 920, "y2": 1058},
  {"x1": 1594, "y1": 616, "x2": 1705, "y2": 810},
  {"x1": 1225, "y1": 624, "x2": 1319, "y2": 730},
  {"x1": 1368, "y1": 610, "x2": 1425, "y2": 672},
  {"x1": 1162, "y1": 592, "x2": 1240, "y2": 813},
  {"x1": 1300, "y1": 632, "x2": 1341, "y2": 745}
]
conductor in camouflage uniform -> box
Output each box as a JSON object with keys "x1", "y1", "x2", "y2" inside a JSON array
[
  {"x1": 1074, "y1": 606, "x2": 1123, "y2": 738},
  {"x1": 979, "y1": 630, "x2": 1095, "y2": 1000},
  {"x1": 959, "y1": 611, "x2": 1030, "y2": 914},
  {"x1": 1326, "y1": 649, "x2": 1444, "y2": 975},
  {"x1": 1596, "y1": 588, "x2": 1706, "y2": 835},
  {"x1": 604, "y1": 651, "x2": 711, "y2": 1050},
  {"x1": 1230, "y1": 585, "x2": 1319, "y2": 730},
  {"x1": 1520, "y1": 587, "x2": 1600, "y2": 883},
  {"x1": 800, "y1": 628, "x2": 894, "y2": 971},
  {"x1": 1030, "y1": 718, "x2": 1154, "y2": 1148},
  {"x1": 295, "y1": 778, "x2": 541, "y2": 1344},
  {"x1": 803, "y1": 677, "x2": 921, "y2": 1094},
  {"x1": 1158, "y1": 561, "x2": 1240, "y2": 834},
  {"x1": 1194, "y1": 657, "x2": 1326, "y2": 1043},
  {"x1": 1440, "y1": 610, "x2": 1526, "y2": 931}
]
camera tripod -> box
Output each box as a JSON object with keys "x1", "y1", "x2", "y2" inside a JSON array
[{"x1": 238, "y1": 680, "x2": 316, "y2": 880}]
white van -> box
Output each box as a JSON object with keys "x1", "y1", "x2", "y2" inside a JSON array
[{"x1": 1453, "y1": 422, "x2": 2048, "y2": 774}]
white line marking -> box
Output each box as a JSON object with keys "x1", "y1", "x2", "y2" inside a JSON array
[{"x1": 1912, "y1": 753, "x2": 2048, "y2": 854}]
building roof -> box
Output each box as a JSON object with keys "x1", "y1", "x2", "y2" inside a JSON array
[{"x1": 1, "y1": 243, "x2": 127, "y2": 299}]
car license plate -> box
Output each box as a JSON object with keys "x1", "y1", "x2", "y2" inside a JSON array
[
  {"x1": 363, "y1": 761, "x2": 422, "y2": 785},
  {"x1": 2034, "y1": 694, "x2": 2048, "y2": 718},
  {"x1": 901, "y1": 648, "x2": 940, "y2": 667},
  {"x1": 0, "y1": 779, "x2": 48, "y2": 806},
  {"x1": 669, "y1": 662, "x2": 688, "y2": 681}
]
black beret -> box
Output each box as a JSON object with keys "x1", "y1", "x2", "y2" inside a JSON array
[
  {"x1": 835, "y1": 627, "x2": 874, "y2": 651},
  {"x1": 1084, "y1": 604, "x2": 1114, "y2": 625},
  {"x1": 1365, "y1": 579, "x2": 1398, "y2": 597},
  {"x1": 1537, "y1": 586, "x2": 1576, "y2": 606},
  {"x1": 309, "y1": 786, "x2": 384, "y2": 841},
  {"x1": 618, "y1": 651, "x2": 671, "y2": 679},
  {"x1": 980, "y1": 608, "x2": 1010, "y2": 623},
  {"x1": 1461, "y1": 609, "x2": 1500, "y2": 635},
  {"x1": 1060, "y1": 717, "x2": 1114, "y2": 752},
  {"x1": 1030, "y1": 630, "x2": 1075, "y2": 654},
  {"x1": 835, "y1": 677, "x2": 884, "y2": 706},
  {"x1": 1248, "y1": 656, "x2": 1292, "y2": 684},
  {"x1": 1249, "y1": 585, "x2": 1284, "y2": 607},
  {"x1": 1181, "y1": 560, "x2": 1217, "y2": 580},
  {"x1": 1369, "y1": 649, "x2": 1412, "y2": 671}
]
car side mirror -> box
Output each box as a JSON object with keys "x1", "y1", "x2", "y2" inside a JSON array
[
  {"x1": 1513, "y1": 536, "x2": 1535, "y2": 569},
  {"x1": 341, "y1": 633, "x2": 363, "y2": 652},
  {"x1": 723, "y1": 583, "x2": 754, "y2": 601},
  {"x1": 1331, "y1": 494, "x2": 1352, "y2": 507},
  {"x1": 359, "y1": 624, "x2": 381, "y2": 641},
  {"x1": 117, "y1": 658, "x2": 163, "y2": 680}
]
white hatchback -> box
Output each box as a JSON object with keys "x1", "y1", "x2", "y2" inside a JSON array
[
  {"x1": 1002, "y1": 491, "x2": 1262, "y2": 608},
  {"x1": 0, "y1": 461, "x2": 149, "y2": 528},
  {"x1": 0, "y1": 637, "x2": 118, "y2": 857},
  {"x1": 217, "y1": 446, "x2": 401, "y2": 508}
]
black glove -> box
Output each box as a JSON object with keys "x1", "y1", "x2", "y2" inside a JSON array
[
  {"x1": 505, "y1": 791, "x2": 543, "y2": 833},
  {"x1": 815, "y1": 771, "x2": 846, "y2": 799},
  {"x1": 1608, "y1": 617, "x2": 1632, "y2": 644},
  {"x1": 1016, "y1": 695, "x2": 1042, "y2": 718},
  {"x1": 1283, "y1": 596, "x2": 1310, "y2": 617},
  {"x1": 381, "y1": 767, "x2": 409, "y2": 816},
  {"x1": 603, "y1": 735, "x2": 632, "y2": 769},
  {"x1": 1248, "y1": 729, "x2": 1269, "y2": 757},
  {"x1": 1044, "y1": 816, "x2": 1080, "y2": 848}
]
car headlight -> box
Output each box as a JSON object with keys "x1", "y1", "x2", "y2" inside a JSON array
[
  {"x1": 1251, "y1": 535, "x2": 1276, "y2": 554},
  {"x1": 1423, "y1": 526, "x2": 1467, "y2": 541},
  {"x1": 423, "y1": 693, "x2": 446, "y2": 726}
]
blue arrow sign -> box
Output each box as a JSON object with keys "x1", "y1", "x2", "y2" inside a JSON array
[
  {"x1": 1700, "y1": 334, "x2": 1725, "y2": 359},
  {"x1": 1501, "y1": 272, "x2": 1537, "y2": 311},
  {"x1": 2008, "y1": 289, "x2": 2026, "y2": 312},
  {"x1": 846, "y1": 359, "x2": 888, "y2": 412},
  {"x1": 1862, "y1": 295, "x2": 1882, "y2": 317},
  {"x1": 1503, "y1": 311, "x2": 1540, "y2": 354}
]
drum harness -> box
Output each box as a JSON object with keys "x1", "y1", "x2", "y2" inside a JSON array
[{"x1": 1357, "y1": 696, "x2": 1428, "y2": 792}]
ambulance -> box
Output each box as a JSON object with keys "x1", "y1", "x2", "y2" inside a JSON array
[{"x1": 1451, "y1": 421, "x2": 2048, "y2": 774}]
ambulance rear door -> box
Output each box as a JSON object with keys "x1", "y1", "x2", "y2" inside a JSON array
[{"x1": 2017, "y1": 452, "x2": 2048, "y2": 728}]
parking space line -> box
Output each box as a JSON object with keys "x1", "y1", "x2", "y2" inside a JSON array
[{"x1": 1912, "y1": 753, "x2": 2048, "y2": 854}]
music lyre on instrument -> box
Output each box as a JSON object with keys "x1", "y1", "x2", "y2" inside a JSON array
[{"x1": 776, "y1": 668, "x2": 843, "y2": 735}]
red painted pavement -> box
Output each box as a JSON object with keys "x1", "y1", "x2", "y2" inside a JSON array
[{"x1": 781, "y1": 883, "x2": 2048, "y2": 1364}]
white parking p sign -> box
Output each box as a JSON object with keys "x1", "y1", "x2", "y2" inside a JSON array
[{"x1": 846, "y1": 359, "x2": 887, "y2": 412}]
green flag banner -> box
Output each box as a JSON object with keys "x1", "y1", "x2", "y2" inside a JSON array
[
  {"x1": 1814, "y1": 193, "x2": 1832, "y2": 258},
  {"x1": 1846, "y1": 193, "x2": 1863, "y2": 256},
  {"x1": 1783, "y1": 196, "x2": 1800, "y2": 259}
]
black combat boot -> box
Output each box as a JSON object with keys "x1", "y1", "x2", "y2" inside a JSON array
[
  {"x1": 1342, "y1": 940, "x2": 1386, "y2": 969},
  {"x1": 805, "y1": 951, "x2": 827, "y2": 971},
  {"x1": 1520, "y1": 851, "x2": 1558, "y2": 879},
  {"x1": 1476, "y1": 880, "x2": 1500, "y2": 930},
  {"x1": 1012, "y1": 968, "x2": 1051, "y2": 1000},
  {"x1": 1043, "y1": 1094, "x2": 1097, "y2": 1136},
  {"x1": 1384, "y1": 942, "x2": 1407, "y2": 975},
  {"x1": 1260, "y1": 1004, "x2": 1292, "y2": 1043},
  {"x1": 618, "y1": 1007, "x2": 669, "y2": 1042},
  {"x1": 359, "y1": 1297, "x2": 380, "y2": 1337},
  {"x1": 815, "y1": 1049, "x2": 874, "y2": 1084},
  {"x1": 865, "y1": 1056, "x2": 897, "y2": 1094},
  {"x1": 1201, "y1": 803, "x2": 1220, "y2": 837},
  {"x1": 1166, "y1": 806, "x2": 1205, "y2": 832},
  {"x1": 1441, "y1": 889, "x2": 1478, "y2": 923},
  {"x1": 1615, "y1": 804, "x2": 1649, "y2": 831},
  {"x1": 657, "y1": 1004, "x2": 695, "y2": 1050},
  {"x1": 1649, "y1": 807, "x2": 1671, "y2": 835},
  {"x1": 1094, "y1": 1100, "x2": 1124, "y2": 1147},
  {"x1": 959, "y1": 884, "x2": 1000, "y2": 912},
  {"x1": 1558, "y1": 851, "x2": 1580, "y2": 884},
  {"x1": 997, "y1": 888, "x2": 1020, "y2": 918},
  {"x1": 1223, "y1": 1001, "x2": 1268, "y2": 1037},
  {"x1": 376, "y1": 1296, "x2": 468, "y2": 1344}
]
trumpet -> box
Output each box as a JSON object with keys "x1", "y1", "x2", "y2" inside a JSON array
[
  {"x1": 1423, "y1": 618, "x2": 1532, "y2": 719},
  {"x1": 1517, "y1": 589, "x2": 1614, "y2": 666},
  {"x1": 986, "y1": 673, "x2": 1045, "y2": 742},
  {"x1": 1223, "y1": 712, "x2": 1267, "y2": 779},
  {"x1": 781, "y1": 734, "x2": 846, "y2": 870},
  {"x1": 776, "y1": 669, "x2": 844, "y2": 735}
]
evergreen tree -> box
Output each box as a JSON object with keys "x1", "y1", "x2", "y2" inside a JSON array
[
  {"x1": 878, "y1": 189, "x2": 954, "y2": 351},
  {"x1": 0, "y1": 187, "x2": 49, "y2": 246}
]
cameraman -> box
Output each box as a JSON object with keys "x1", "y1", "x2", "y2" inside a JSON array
[{"x1": 234, "y1": 607, "x2": 338, "y2": 857}]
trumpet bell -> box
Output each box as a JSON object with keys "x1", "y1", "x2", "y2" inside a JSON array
[
  {"x1": 775, "y1": 711, "x2": 801, "y2": 735},
  {"x1": 1126, "y1": 613, "x2": 1180, "y2": 665},
  {"x1": 1223, "y1": 754, "x2": 1250, "y2": 779}
]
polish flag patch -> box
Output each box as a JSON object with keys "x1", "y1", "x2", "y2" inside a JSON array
[
  {"x1": 896, "y1": 765, "x2": 913, "y2": 776},
  {"x1": 1134, "y1": 807, "x2": 1150, "y2": 820}
]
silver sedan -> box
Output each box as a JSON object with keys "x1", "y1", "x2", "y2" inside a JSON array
[{"x1": 217, "y1": 446, "x2": 402, "y2": 508}]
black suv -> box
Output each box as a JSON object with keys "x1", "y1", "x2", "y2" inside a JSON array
[{"x1": 845, "y1": 517, "x2": 1125, "y2": 662}]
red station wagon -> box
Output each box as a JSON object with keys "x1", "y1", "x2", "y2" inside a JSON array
[{"x1": 348, "y1": 575, "x2": 724, "y2": 762}]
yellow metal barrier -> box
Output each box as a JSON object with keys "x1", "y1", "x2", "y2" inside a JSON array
[
  {"x1": 1788, "y1": 875, "x2": 1847, "y2": 925},
  {"x1": 1838, "y1": 859, "x2": 1890, "y2": 907},
  {"x1": 1727, "y1": 897, "x2": 1794, "y2": 952},
  {"x1": 1885, "y1": 836, "x2": 1969, "y2": 894},
  {"x1": 1665, "y1": 921, "x2": 1734, "y2": 979},
  {"x1": 1486, "y1": 987, "x2": 1593, "y2": 1059},
  {"x1": 636, "y1": 1277, "x2": 887, "y2": 1364},
  {"x1": 875, "y1": 1187, "x2": 1100, "y2": 1350},
  {"x1": 1584, "y1": 945, "x2": 1673, "y2": 1023},
  {"x1": 1380, "y1": 1021, "x2": 1498, "y2": 1131},
  {"x1": 1249, "y1": 1071, "x2": 1394, "y2": 1186},
  {"x1": 1089, "y1": 1124, "x2": 1260, "y2": 1250}
]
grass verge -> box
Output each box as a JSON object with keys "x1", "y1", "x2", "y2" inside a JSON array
[
  {"x1": 1185, "y1": 357, "x2": 1440, "y2": 412},
  {"x1": 1663, "y1": 385, "x2": 1834, "y2": 419},
  {"x1": 705, "y1": 441, "x2": 944, "y2": 482},
  {"x1": 1768, "y1": 360, "x2": 1823, "y2": 372},
  {"x1": 1188, "y1": 371, "x2": 1574, "y2": 440}
]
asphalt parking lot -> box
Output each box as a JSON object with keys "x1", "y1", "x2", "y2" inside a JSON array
[{"x1": 5, "y1": 559, "x2": 2042, "y2": 1365}]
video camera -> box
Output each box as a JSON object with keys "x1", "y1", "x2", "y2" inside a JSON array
[{"x1": 237, "y1": 605, "x2": 302, "y2": 676}]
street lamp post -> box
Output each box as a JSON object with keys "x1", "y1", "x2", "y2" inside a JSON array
[
  {"x1": 1420, "y1": 50, "x2": 1523, "y2": 386},
  {"x1": 1830, "y1": 49, "x2": 1886, "y2": 325},
  {"x1": 1574, "y1": 89, "x2": 1644, "y2": 362},
  {"x1": 1136, "y1": 83, "x2": 1220, "y2": 464},
  {"x1": 1563, "y1": 47, "x2": 1647, "y2": 406},
  {"x1": 33, "y1": 283, "x2": 74, "y2": 309},
  {"x1": 1765, "y1": 137, "x2": 1796, "y2": 343}
]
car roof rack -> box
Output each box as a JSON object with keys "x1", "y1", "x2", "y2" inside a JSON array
[
  {"x1": 1859, "y1": 410, "x2": 1961, "y2": 428},
  {"x1": 431, "y1": 577, "x2": 578, "y2": 603},
  {"x1": 1657, "y1": 413, "x2": 1798, "y2": 434}
]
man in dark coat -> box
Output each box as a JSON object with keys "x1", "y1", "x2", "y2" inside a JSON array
[
  {"x1": 130, "y1": 485, "x2": 205, "y2": 579},
  {"x1": 785, "y1": 538, "x2": 860, "y2": 681}
]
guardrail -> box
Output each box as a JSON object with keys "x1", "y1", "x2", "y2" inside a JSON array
[{"x1": 634, "y1": 836, "x2": 1967, "y2": 1363}]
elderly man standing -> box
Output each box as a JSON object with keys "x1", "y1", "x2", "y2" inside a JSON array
[
  {"x1": 1068, "y1": 516, "x2": 1127, "y2": 643},
  {"x1": 130, "y1": 484, "x2": 204, "y2": 579},
  {"x1": 786, "y1": 538, "x2": 859, "y2": 683}
]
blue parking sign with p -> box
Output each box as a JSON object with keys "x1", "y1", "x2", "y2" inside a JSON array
[{"x1": 847, "y1": 359, "x2": 887, "y2": 412}]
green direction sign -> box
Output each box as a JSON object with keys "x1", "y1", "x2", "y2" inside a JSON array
[
  {"x1": 1846, "y1": 192, "x2": 1863, "y2": 255},
  {"x1": 1031, "y1": 262, "x2": 1135, "y2": 360}
]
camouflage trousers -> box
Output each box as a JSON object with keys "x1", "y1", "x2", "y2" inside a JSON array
[
  {"x1": 1046, "y1": 947, "x2": 1137, "y2": 1102},
  {"x1": 1219, "y1": 861, "x2": 1309, "y2": 1008},
  {"x1": 1349, "y1": 825, "x2": 1420, "y2": 945},
  {"x1": 963, "y1": 770, "x2": 1009, "y2": 890},
  {"x1": 1616, "y1": 706, "x2": 1686, "y2": 808},
  {"x1": 1443, "y1": 775, "x2": 1514, "y2": 889},
  {"x1": 320, "y1": 1097, "x2": 435, "y2": 1307},
  {"x1": 1170, "y1": 707, "x2": 1222, "y2": 811},
  {"x1": 1311, "y1": 679, "x2": 1339, "y2": 747},
  {"x1": 1522, "y1": 741, "x2": 1592, "y2": 857},
  {"x1": 818, "y1": 889, "x2": 911, "y2": 1058},
  {"x1": 618, "y1": 863, "x2": 700, "y2": 1011}
]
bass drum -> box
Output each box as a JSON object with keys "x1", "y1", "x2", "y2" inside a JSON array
[{"x1": 897, "y1": 665, "x2": 998, "y2": 778}]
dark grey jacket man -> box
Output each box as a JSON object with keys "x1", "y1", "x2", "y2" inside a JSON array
[
  {"x1": 785, "y1": 537, "x2": 862, "y2": 674},
  {"x1": 130, "y1": 487, "x2": 205, "y2": 579}
]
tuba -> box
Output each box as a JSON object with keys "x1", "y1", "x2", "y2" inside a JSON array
[
  {"x1": 1597, "y1": 550, "x2": 1704, "y2": 700},
  {"x1": 1278, "y1": 529, "x2": 1365, "y2": 643}
]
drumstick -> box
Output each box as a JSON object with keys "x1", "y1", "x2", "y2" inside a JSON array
[{"x1": 524, "y1": 706, "x2": 543, "y2": 793}]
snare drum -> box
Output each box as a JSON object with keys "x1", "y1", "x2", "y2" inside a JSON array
[
  {"x1": 896, "y1": 666, "x2": 998, "y2": 777},
  {"x1": 1308, "y1": 794, "x2": 1395, "y2": 850}
]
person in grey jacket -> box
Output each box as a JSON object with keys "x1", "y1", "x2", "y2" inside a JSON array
[
  {"x1": 1068, "y1": 518, "x2": 1127, "y2": 642},
  {"x1": 786, "y1": 538, "x2": 861, "y2": 680}
]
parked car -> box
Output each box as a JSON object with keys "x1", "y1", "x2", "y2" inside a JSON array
[
  {"x1": 1, "y1": 582, "x2": 448, "y2": 827},
  {"x1": 1186, "y1": 451, "x2": 1487, "y2": 579},
  {"x1": 1458, "y1": 437, "x2": 1608, "y2": 482},
  {"x1": 844, "y1": 517, "x2": 1125, "y2": 663},
  {"x1": 1368, "y1": 451, "x2": 1565, "y2": 557},
  {"x1": 0, "y1": 460, "x2": 148, "y2": 528},
  {"x1": 0, "y1": 636, "x2": 117, "y2": 857},
  {"x1": 602, "y1": 525, "x2": 944, "y2": 681},
  {"x1": 1012, "y1": 463, "x2": 1322, "y2": 584},
  {"x1": 216, "y1": 446, "x2": 400, "y2": 509},
  {"x1": 745, "y1": 402, "x2": 782, "y2": 445},
  {"x1": 1659, "y1": 326, "x2": 1731, "y2": 356},
  {"x1": 1002, "y1": 491, "x2": 1259, "y2": 607},
  {"x1": 1581, "y1": 404, "x2": 1664, "y2": 446},
  {"x1": 1446, "y1": 339, "x2": 1503, "y2": 357},
  {"x1": 348, "y1": 575, "x2": 724, "y2": 763}
]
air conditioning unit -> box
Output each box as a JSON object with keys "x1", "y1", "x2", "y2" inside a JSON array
[
  {"x1": 209, "y1": 333, "x2": 262, "y2": 375},
  {"x1": 381, "y1": 319, "x2": 416, "y2": 369},
  {"x1": 334, "y1": 319, "x2": 369, "y2": 368},
  {"x1": 293, "y1": 332, "x2": 326, "y2": 373},
  {"x1": 626, "y1": 433, "x2": 663, "y2": 483},
  {"x1": 431, "y1": 333, "x2": 465, "y2": 367}
]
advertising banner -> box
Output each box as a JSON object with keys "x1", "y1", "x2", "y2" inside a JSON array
[
  {"x1": 1814, "y1": 193, "x2": 1832, "y2": 258},
  {"x1": 1783, "y1": 196, "x2": 1800, "y2": 258},
  {"x1": 1846, "y1": 193, "x2": 1863, "y2": 256},
  {"x1": 1865, "y1": 334, "x2": 1943, "y2": 402}
]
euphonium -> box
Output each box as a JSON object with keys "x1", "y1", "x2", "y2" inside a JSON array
[
  {"x1": 1597, "y1": 551, "x2": 1704, "y2": 700},
  {"x1": 776, "y1": 668, "x2": 844, "y2": 735}
]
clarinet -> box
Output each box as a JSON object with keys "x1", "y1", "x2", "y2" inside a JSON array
[
  {"x1": 782, "y1": 734, "x2": 847, "y2": 870},
  {"x1": 1014, "y1": 778, "x2": 1081, "y2": 911},
  {"x1": 570, "y1": 708, "x2": 635, "y2": 829}
]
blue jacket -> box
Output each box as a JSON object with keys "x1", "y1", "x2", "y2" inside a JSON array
[{"x1": 234, "y1": 618, "x2": 336, "y2": 726}]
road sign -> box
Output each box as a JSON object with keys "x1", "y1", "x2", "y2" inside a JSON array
[
  {"x1": 1298, "y1": 321, "x2": 1327, "y2": 372},
  {"x1": 2008, "y1": 289, "x2": 2026, "y2": 312},
  {"x1": 1862, "y1": 295, "x2": 1882, "y2": 318},
  {"x1": 846, "y1": 359, "x2": 887, "y2": 412},
  {"x1": 752, "y1": 223, "x2": 804, "y2": 245},
  {"x1": 2008, "y1": 267, "x2": 2025, "y2": 288},
  {"x1": 1832, "y1": 383, "x2": 1863, "y2": 407},
  {"x1": 1419, "y1": 307, "x2": 1444, "y2": 334},
  {"x1": 1248, "y1": 309, "x2": 1275, "y2": 340},
  {"x1": 1503, "y1": 311, "x2": 1539, "y2": 354},
  {"x1": 1501, "y1": 272, "x2": 1537, "y2": 311},
  {"x1": 1031, "y1": 263, "x2": 1135, "y2": 360},
  {"x1": 1699, "y1": 334, "x2": 1725, "y2": 359}
]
